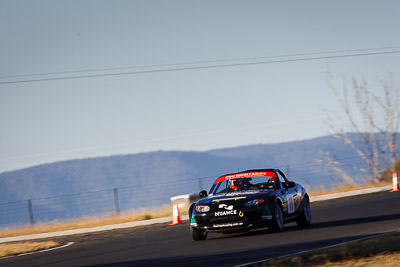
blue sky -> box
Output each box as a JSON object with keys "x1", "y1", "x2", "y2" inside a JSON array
[{"x1": 1, "y1": 0, "x2": 400, "y2": 173}]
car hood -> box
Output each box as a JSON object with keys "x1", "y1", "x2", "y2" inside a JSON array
[{"x1": 196, "y1": 191, "x2": 274, "y2": 205}]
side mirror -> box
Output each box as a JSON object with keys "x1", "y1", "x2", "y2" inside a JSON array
[
  {"x1": 199, "y1": 190, "x2": 208, "y2": 198},
  {"x1": 286, "y1": 181, "x2": 296, "y2": 188}
]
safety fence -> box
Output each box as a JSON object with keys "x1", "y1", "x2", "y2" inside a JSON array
[
  {"x1": 0, "y1": 159, "x2": 368, "y2": 229},
  {"x1": 0, "y1": 175, "x2": 213, "y2": 228}
]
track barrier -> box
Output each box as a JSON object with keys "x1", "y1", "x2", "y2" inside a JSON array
[
  {"x1": 389, "y1": 172, "x2": 399, "y2": 192},
  {"x1": 169, "y1": 203, "x2": 181, "y2": 225}
]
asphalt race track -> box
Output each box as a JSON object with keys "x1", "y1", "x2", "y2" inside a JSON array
[{"x1": 2, "y1": 191, "x2": 400, "y2": 267}]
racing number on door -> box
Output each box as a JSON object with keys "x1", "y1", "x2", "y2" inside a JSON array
[{"x1": 287, "y1": 195, "x2": 295, "y2": 214}]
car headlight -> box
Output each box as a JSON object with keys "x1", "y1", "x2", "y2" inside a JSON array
[
  {"x1": 195, "y1": 205, "x2": 210, "y2": 212},
  {"x1": 245, "y1": 199, "x2": 265, "y2": 207}
]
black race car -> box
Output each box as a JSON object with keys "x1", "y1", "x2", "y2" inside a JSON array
[{"x1": 188, "y1": 169, "x2": 311, "y2": 240}]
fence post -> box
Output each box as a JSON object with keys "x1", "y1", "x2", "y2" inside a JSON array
[
  {"x1": 286, "y1": 165, "x2": 291, "y2": 180},
  {"x1": 198, "y1": 178, "x2": 203, "y2": 191},
  {"x1": 113, "y1": 188, "x2": 120, "y2": 215},
  {"x1": 27, "y1": 199, "x2": 35, "y2": 226}
]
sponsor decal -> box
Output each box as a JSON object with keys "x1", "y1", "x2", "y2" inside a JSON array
[
  {"x1": 214, "y1": 202, "x2": 241, "y2": 216},
  {"x1": 288, "y1": 194, "x2": 295, "y2": 213},
  {"x1": 224, "y1": 172, "x2": 269, "y2": 179},
  {"x1": 213, "y1": 222, "x2": 244, "y2": 228},
  {"x1": 219, "y1": 204, "x2": 234, "y2": 210},
  {"x1": 214, "y1": 171, "x2": 277, "y2": 184},
  {"x1": 239, "y1": 211, "x2": 244, "y2": 217},
  {"x1": 215, "y1": 210, "x2": 237, "y2": 216}
]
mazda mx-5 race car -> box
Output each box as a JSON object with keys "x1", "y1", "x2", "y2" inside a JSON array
[{"x1": 188, "y1": 169, "x2": 311, "y2": 241}]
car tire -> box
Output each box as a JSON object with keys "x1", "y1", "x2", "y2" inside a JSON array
[
  {"x1": 296, "y1": 198, "x2": 311, "y2": 227},
  {"x1": 270, "y1": 202, "x2": 284, "y2": 232},
  {"x1": 190, "y1": 227, "x2": 207, "y2": 241}
]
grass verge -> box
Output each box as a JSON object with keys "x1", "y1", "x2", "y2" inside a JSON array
[
  {"x1": 0, "y1": 205, "x2": 185, "y2": 239},
  {"x1": 0, "y1": 241, "x2": 60, "y2": 258},
  {"x1": 254, "y1": 231, "x2": 400, "y2": 266}
]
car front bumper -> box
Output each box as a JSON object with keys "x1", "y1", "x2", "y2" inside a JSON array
[{"x1": 190, "y1": 205, "x2": 273, "y2": 232}]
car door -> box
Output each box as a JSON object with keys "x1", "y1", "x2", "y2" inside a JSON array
[{"x1": 277, "y1": 173, "x2": 297, "y2": 217}]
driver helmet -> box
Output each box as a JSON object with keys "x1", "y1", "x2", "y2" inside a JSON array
[{"x1": 228, "y1": 179, "x2": 242, "y2": 190}]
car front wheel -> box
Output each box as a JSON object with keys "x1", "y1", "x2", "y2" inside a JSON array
[
  {"x1": 190, "y1": 227, "x2": 207, "y2": 241},
  {"x1": 270, "y1": 202, "x2": 284, "y2": 232},
  {"x1": 296, "y1": 198, "x2": 311, "y2": 227}
]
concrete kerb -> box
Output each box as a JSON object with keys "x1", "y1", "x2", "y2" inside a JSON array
[{"x1": 0, "y1": 185, "x2": 391, "y2": 244}]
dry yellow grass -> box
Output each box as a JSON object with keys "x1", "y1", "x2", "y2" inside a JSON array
[
  {"x1": 0, "y1": 241, "x2": 59, "y2": 258},
  {"x1": 317, "y1": 252, "x2": 400, "y2": 267},
  {"x1": 0, "y1": 205, "x2": 187, "y2": 238}
]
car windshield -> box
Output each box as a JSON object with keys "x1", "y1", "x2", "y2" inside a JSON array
[{"x1": 210, "y1": 175, "x2": 278, "y2": 195}]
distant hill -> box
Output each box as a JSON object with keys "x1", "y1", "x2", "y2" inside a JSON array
[{"x1": 0, "y1": 133, "x2": 396, "y2": 227}]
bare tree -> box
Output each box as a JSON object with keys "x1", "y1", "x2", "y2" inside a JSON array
[{"x1": 324, "y1": 73, "x2": 399, "y2": 184}]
